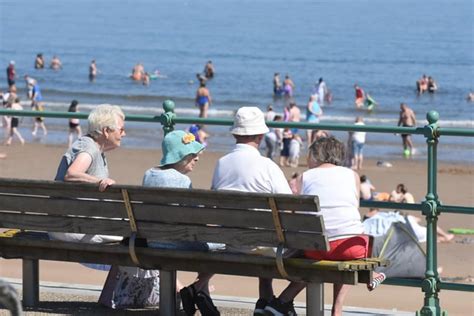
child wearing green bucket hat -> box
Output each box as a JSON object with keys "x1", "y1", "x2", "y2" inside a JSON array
[{"x1": 143, "y1": 130, "x2": 205, "y2": 188}]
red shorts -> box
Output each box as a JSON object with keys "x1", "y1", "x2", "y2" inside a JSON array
[{"x1": 304, "y1": 235, "x2": 370, "y2": 261}]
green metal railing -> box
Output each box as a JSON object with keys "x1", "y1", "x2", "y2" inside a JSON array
[{"x1": 1, "y1": 100, "x2": 473, "y2": 315}]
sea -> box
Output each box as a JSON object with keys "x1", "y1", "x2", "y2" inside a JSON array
[{"x1": 0, "y1": 0, "x2": 473, "y2": 163}]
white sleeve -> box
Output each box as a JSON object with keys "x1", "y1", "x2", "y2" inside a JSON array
[{"x1": 269, "y1": 163, "x2": 292, "y2": 194}]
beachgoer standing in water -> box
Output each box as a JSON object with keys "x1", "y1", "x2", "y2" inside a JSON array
[
  {"x1": 273, "y1": 73, "x2": 282, "y2": 96},
  {"x1": 195, "y1": 82, "x2": 212, "y2": 118},
  {"x1": 354, "y1": 84, "x2": 365, "y2": 108},
  {"x1": 316, "y1": 77, "x2": 328, "y2": 107},
  {"x1": 306, "y1": 94, "x2": 322, "y2": 144},
  {"x1": 50, "y1": 56, "x2": 62, "y2": 70},
  {"x1": 35, "y1": 54, "x2": 45, "y2": 69},
  {"x1": 89, "y1": 60, "x2": 98, "y2": 81},
  {"x1": 398, "y1": 103, "x2": 416, "y2": 157},
  {"x1": 30, "y1": 79, "x2": 47, "y2": 137},
  {"x1": 283, "y1": 75, "x2": 295, "y2": 97},
  {"x1": 6, "y1": 61, "x2": 16, "y2": 88},
  {"x1": 204, "y1": 60, "x2": 215, "y2": 79}
]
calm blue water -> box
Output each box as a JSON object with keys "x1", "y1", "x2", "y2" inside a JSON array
[{"x1": 0, "y1": 0, "x2": 473, "y2": 162}]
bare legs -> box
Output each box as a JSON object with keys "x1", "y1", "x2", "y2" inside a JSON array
[
  {"x1": 6, "y1": 127, "x2": 24, "y2": 145},
  {"x1": 32, "y1": 121, "x2": 47, "y2": 137},
  {"x1": 332, "y1": 284, "x2": 350, "y2": 316},
  {"x1": 199, "y1": 103, "x2": 209, "y2": 119}
]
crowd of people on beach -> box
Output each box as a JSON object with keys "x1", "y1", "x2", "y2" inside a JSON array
[{"x1": 0, "y1": 56, "x2": 219, "y2": 159}]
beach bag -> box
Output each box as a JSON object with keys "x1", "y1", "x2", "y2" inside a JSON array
[{"x1": 99, "y1": 266, "x2": 160, "y2": 309}]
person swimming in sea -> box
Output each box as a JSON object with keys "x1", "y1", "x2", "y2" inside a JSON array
[{"x1": 195, "y1": 82, "x2": 212, "y2": 118}]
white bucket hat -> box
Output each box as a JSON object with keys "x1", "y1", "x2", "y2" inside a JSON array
[{"x1": 230, "y1": 106, "x2": 269, "y2": 135}]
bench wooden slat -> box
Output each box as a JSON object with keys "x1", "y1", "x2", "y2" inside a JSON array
[
  {"x1": 0, "y1": 238, "x2": 367, "y2": 284},
  {"x1": 0, "y1": 212, "x2": 328, "y2": 250},
  {"x1": 0, "y1": 195, "x2": 127, "y2": 219},
  {"x1": 0, "y1": 179, "x2": 320, "y2": 213},
  {"x1": 0, "y1": 212, "x2": 130, "y2": 236},
  {"x1": 0, "y1": 195, "x2": 324, "y2": 232},
  {"x1": 127, "y1": 189, "x2": 320, "y2": 213},
  {"x1": 133, "y1": 204, "x2": 324, "y2": 232}
]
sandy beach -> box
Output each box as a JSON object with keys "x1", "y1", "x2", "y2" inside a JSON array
[{"x1": 0, "y1": 143, "x2": 473, "y2": 315}]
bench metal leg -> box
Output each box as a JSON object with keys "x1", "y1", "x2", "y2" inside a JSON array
[
  {"x1": 307, "y1": 281, "x2": 324, "y2": 316},
  {"x1": 22, "y1": 259, "x2": 39, "y2": 307},
  {"x1": 159, "y1": 270, "x2": 176, "y2": 316}
]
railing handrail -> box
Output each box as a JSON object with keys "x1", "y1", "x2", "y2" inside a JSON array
[{"x1": 1, "y1": 109, "x2": 474, "y2": 137}]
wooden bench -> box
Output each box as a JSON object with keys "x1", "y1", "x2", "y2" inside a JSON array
[{"x1": 0, "y1": 178, "x2": 387, "y2": 315}]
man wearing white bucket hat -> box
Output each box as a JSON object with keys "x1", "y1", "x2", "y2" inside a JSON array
[{"x1": 179, "y1": 107, "x2": 293, "y2": 316}]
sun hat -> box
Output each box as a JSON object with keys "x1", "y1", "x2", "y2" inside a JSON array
[
  {"x1": 159, "y1": 130, "x2": 204, "y2": 167},
  {"x1": 230, "y1": 106, "x2": 269, "y2": 135},
  {"x1": 9, "y1": 60, "x2": 15, "y2": 65}
]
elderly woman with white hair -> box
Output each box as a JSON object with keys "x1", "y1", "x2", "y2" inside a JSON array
[
  {"x1": 51, "y1": 104, "x2": 125, "y2": 244},
  {"x1": 54, "y1": 104, "x2": 125, "y2": 191}
]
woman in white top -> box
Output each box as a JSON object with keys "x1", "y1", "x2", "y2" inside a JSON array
[{"x1": 263, "y1": 136, "x2": 385, "y2": 316}]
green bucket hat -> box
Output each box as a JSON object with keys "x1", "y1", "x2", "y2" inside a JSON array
[{"x1": 159, "y1": 130, "x2": 204, "y2": 167}]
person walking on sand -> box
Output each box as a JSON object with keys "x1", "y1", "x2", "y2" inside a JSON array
[
  {"x1": 195, "y1": 82, "x2": 212, "y2": 118},
  {"x1": 398, "y1": 103, "x2": 416, "y2": 157},
  {"x1": 179, "y1": 107, "x2": 293, "y2": 316},
  {"x1": 350, "y1": 116, "x2": 366, "y2": 170},
  {"x1": 5, "y1": 97, "x2": 25, "y2": 146},
  {"x1": 6, "y1": 61, "x2": 16, "y2": 87},
  {"x1": 89, "y1": 60, "x2": 98, "y2": 81},
  {"x1": 67, "y1": 100, "x2": 82, "y2": 148},
  {"x1": 354, "y1": 84, "x2": 365, "y2": 108}
]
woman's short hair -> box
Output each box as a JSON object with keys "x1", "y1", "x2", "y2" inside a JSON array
[
  {"x1": 87, "y1": 104, "x2": 125, "y2": 138},
  {"x1": 308, "y1": 136, "x2": 345, "y2": 166}
]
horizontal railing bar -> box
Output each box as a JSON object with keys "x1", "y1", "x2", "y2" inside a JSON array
[
  {"x1": 1, "y1": 109, "x2": 472, "y2": 137},
  {"x1": 385, "y1": 278, "x2": 474, "y2": 292},
  {"x1": 439, "y1": 282, "x2": 474, "y2": 292},
  {"x1": 438, "y1": 205, "x2": 474, "y2": 215},
  {"x1": 438, "y1": 128, "x2": 474, "y2": 137},
  {"x1": 0, "y1": 110, "x2": 165, "y2": 124},
  {"x1": 175, "y1": 116, "x2": 425, "y2": 134}
]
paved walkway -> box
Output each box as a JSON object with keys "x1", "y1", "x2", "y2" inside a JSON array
[{"x1": 2, "y1": 278, "x2": 413, "y2": 315}]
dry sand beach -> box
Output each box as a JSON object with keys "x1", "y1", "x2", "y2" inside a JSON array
[{"x1": 0, "y1": 143, "x2": 473, "y2": 315}]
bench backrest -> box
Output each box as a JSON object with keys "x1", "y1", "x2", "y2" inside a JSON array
[{"x1": 0, "y1": 178, "x2": 328, "y2": 251}]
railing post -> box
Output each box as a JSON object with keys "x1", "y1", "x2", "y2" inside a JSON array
[
  {"x1": 160, "y1": 99, "x2": 176, "y2": 135},
  {"x1": 418, "y1": 111, "x2": 445, "y2": 316}
]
